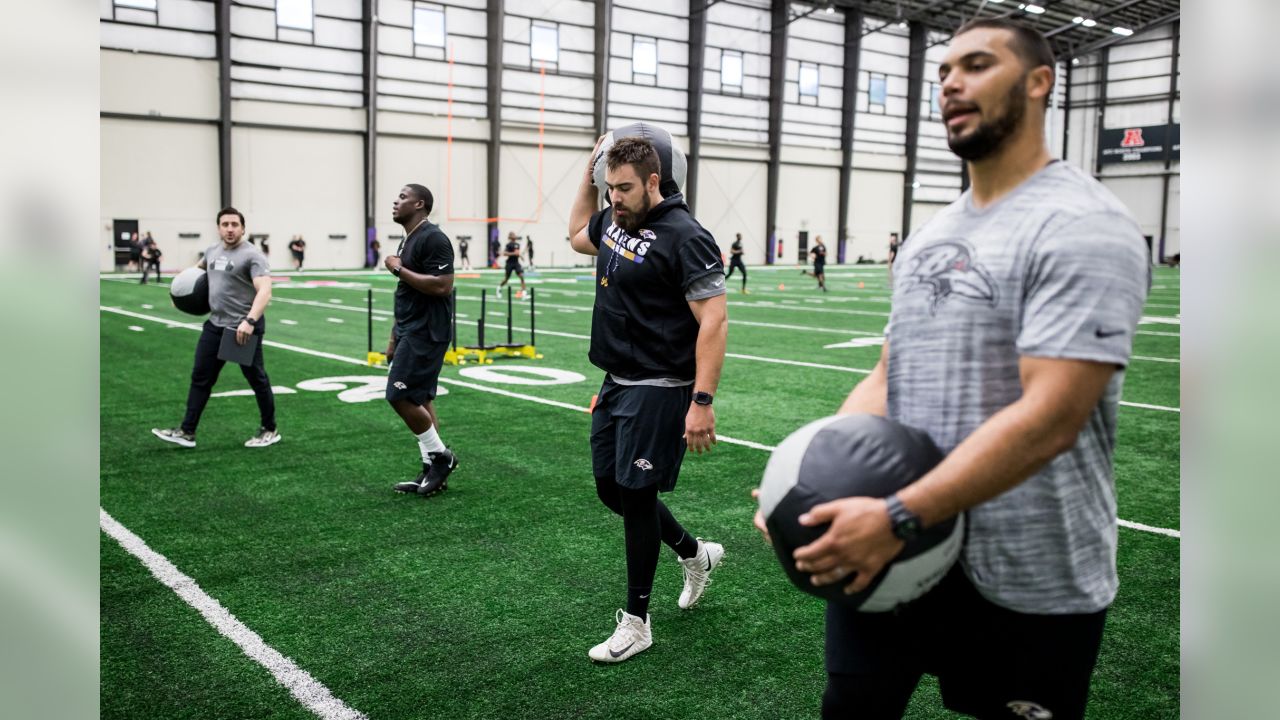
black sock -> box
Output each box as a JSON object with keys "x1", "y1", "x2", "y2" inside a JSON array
[
  {"x1": 619, "y1": 485, "x2": 661, "y2": 618},
  {"x1": 663, "y1": 517, "x2": 700, "y2": 560}
]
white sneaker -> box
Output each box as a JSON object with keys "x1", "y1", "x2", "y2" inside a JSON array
[
  {"x1": 678, "y1": 539, "x2": 724, "y2": 610},
  {"x1": 244, "y1": 427, "x2": 281, "y2": 448},
  {"x1": 587, "y1": 609, "x2": 652, "y2": 663}
]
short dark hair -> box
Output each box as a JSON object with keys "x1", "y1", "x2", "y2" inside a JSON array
[
  {"x1": 954, "y1": 18, "x2": 1055, "y2": 105},
  {"x1": 217, "y1": 207, "x2": 245, "y2": 226},
  {"x1": 405, "y1": 183, "x2": 434, "y2": 215},
  {"x1": 606, "y1": 137, "x2": 661, "y2": 187}
]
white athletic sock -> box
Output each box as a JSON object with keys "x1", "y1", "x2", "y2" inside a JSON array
[{"x1": 416, "y1": 426, "x2": 446, "y2": 462}]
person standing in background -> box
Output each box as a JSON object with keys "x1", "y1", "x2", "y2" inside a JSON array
[{"x1": 290, "y1": 235, "x2": 306, "y2": 271}]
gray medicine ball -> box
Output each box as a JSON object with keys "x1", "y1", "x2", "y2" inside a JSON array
[
  {"x1": 169, "y1": 267, "x2": 210, "y2": 316},
  {"x1": 591, "y1": 122, "x2": 687, "y2": 197},
  {"x1": 757, "y1": 414, "x2": 964, "y2": 611}
]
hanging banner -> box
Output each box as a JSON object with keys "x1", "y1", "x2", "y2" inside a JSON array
[{"x1": 1098, "y1": 123, "x2": 1180, "y2": 165}]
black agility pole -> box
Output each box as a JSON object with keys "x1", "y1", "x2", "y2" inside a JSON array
[
  {"x1": 451, "y1": 287, "x2": 457, "y2": 352},
  {"x1": 478, "y1": 290, "x2": 486, "y2": 348},
  {"x1": 507, "y1": 290, "x2": 513, "y2": 345},
  {"x1": 367, "y1": 288, "x2": 373, "y2": 356},
  {"x1": 530, "y1": 287, "x2": 536, "y2": 346}
]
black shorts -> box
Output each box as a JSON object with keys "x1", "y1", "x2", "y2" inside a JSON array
[
  {"x1": 386, "y1": 334, "x2": 449, "y2": 405},
  {"x1": 813, "y1": 261, "x2": 826, "y2": 274},
  {"x1": 729, "y1": 256, "x2": 746, "y2": 269},
  {"x1": 504, "y1": 263, "x2": 523, "y2": 279},
  {"x1": 589, "y1": 376, "x2": 691, "y2": 491},
  {"x1": 824, "y1": 565, "x2": 1107, "y2": 720}
]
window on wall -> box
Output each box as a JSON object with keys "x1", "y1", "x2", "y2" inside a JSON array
[
  {"x1": 868, "y1": 73, "x2": 887, "y2": 113},
  {"x1": 633, "y1": 37, "x2": 658, "y2": 82},
  {"x1": 114, "y1": 0, "x2": 157, "y2": 8},
  {"x1": 721, "y1": 50, "x2": 744, "y2": 91},
  {"x1": 929, "y1": 82, "x2": 942, "y2": 119},
  {"x1": 414, "y1": 5, "x2": 446, "y2": 48},
  {"x1": 530, "y1": 22, "x2": 559, "y2": 65},
  {"x1": 276, "y1": 0, "x2": 314, "y2": 31},
  {"x1": 799, "y1": 62, "x2": 820, "y2": 104}
]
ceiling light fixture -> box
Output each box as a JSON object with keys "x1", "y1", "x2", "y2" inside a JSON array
[
  {"x1": 1082, "y1": 18, "x2": 1097, "y2": 27},
  {"x1": 1112, "y1": 26, "x2": 1134, "y2": 36},
  {"x1": 1025, "y1": 4, "x2": 1045, "y2": 13}
]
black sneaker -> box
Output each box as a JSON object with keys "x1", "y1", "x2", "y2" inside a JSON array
[
  {"x1": 393, "y1": 470, "x2": 429, "y2": 494},
  {"x1": 418, "y1": 448, "x2": 458, "y2": 497}
]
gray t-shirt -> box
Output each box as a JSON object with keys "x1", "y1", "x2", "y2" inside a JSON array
[
  {"x1": 204, "y1": 241, "x2": 271, "y2": 329},
  {"x1": 887, "y1": 161, "x2": 1150, "y2": 614}
]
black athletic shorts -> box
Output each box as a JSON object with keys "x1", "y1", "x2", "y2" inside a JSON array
[
  {"x1": 504, "y1": 262, "x2": 523, "y2": 279},
  {"x1": 813, "y1": 260, "x2": 826, "y2": 274},
  {"x1": 729, "y1": 256, "x2": 746, "y2": 268},
  {"x1": 589, "y1": 376, "x2": 691, "y2": 491},
  {"x1": 823, "y1": 565, "x2": 1108, "y2": 720},
  {"x1": 386, "y1": 334, "x2": 449, "y2": 405}
]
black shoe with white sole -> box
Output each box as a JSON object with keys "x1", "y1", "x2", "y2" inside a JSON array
[{"x1": 392, "y1": 449, "x2": 458, "y2": 497}]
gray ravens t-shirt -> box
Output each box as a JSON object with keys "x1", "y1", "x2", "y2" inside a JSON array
[
  {"x1": 204, "y1": 240, "x2": 271, "y2": 330},
  {"x1": 887, "y1": 161, "x2": 1150, "y2": 614}
]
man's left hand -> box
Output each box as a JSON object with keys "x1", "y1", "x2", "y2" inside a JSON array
[
  {"x1": 236, "y1": 319, "x2": 254, "y2": 345},
  {"x1": 792, "y1": 497, "x2": 904, "y2": 594},
  {"x1": 684, "y1": 403, "x2": 717, "y2": 454},
  {"x1": 385, "y1": 255, "x2": 402, "y2": 274}
]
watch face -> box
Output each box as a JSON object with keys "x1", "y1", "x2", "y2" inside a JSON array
[{"x1": 898, "y1": 519, "x2": 921, "y2": 540}]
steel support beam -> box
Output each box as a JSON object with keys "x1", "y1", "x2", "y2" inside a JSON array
[
  {"x1": 686, "y1": 0, "x2": 708, "y2": 211},
  {"x1": 836, "y1": 7, "x2": 863, "y2": 264},
  {"x1": 593, "y1": 0, "x2": 611, "y2": 136},
  {"x1": 362, "y1": 0, "x2": 376, "y2": 256},
  {"x1": 1062, "y1": 58, "x2": 1072, "y2": 162},
  {"x1": 764, "y1": 0, "x2": 787, "y2": 264},
  {"x1": 1094, "y1": 46, "x2": 1109, "y2": 175},
  {"x1": 486, "y1": 0, "x2": 503, "y2": 255},
  {"x1": 1157, "y1": 20, "x2": 1179, "y2": 263},
  {"x1": 216, "y1": 0, "x2": 231, "y2": 207},
  {"x1": 901, "y1": 21, "x2": 926, "y2": 238}
]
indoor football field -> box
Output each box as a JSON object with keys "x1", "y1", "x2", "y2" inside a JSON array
[{"x1": 99, "y1": 265, "x2": 1179, "y2": 719}]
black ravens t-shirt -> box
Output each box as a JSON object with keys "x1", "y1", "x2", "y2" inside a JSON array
[
  {"x1": 812, "y1": 244, "x2": 827, "y2": 266},
  {"x1": 505, "y1": 240, "x2": 521, "y2": 267},
  {"x1": 394, "y1": 221, "x2": 454, "y2": 342},
  {"x1": 586, "y1": 193, "x2": 722, "y2": 381}
]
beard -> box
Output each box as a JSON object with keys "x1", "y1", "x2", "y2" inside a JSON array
[
  {"x1": 946, "y1": 75, "x2": 1028, "y2": 161},
  {"x1": 614, "y1": 193, "x2": 652, "y2": 235}
]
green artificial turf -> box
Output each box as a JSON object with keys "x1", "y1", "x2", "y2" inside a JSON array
[{"x1": 100, "y1": 265, "x2": 1179, "y2": 718}]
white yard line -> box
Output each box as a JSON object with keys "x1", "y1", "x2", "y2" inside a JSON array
[{"x1": 100, "y1": 509, "x2": 368, "y2": 720}]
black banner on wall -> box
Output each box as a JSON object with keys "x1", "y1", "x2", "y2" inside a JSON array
[{"x1": 1098, "y1": 123, "x2": 1180, "y2": 165}]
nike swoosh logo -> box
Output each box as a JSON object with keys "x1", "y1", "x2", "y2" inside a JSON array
[
  {"x1": 639, "y1": 594, "x2": 649, "y2": 599},
  {"x1": 705, "y1": 262, "x2": 717, "y2": 269},
  {"x1": 1094, "y1": 328, "x2": 1125, "y2": 338},
  {"x1": 438, "y1": 264, "x2": 449, "y2": 269},
  {"x1": 609, "y1": 642, "x2": 635, "y2": 658}
]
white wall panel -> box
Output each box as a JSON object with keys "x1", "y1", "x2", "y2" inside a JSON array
[
  {"x1": 231, "y1": 128, "x2": 364, "y2": 269},
  {"x1": 100, "y1": 118, "x2": 220, "y2": 270},
  {"x1": 846, "y1": 170, "x2": 902, "y2": 261},
  {"x1": 777, "y1": 164, "x2": 839, "y2": 264},
  {"x1": 1101, "y1": 176, "x2": 1164, "y2": 243},
  {"x1": 101, "y1": 49, "x2": 220, "y2": 119},
  {"x1": 498, "y1": 145, "x2": 592, "y2": 268},
  {"x1": 100, "y1": 22, "x2": 216, "y2": 57},
  {"x1": 695, "y1": 158, "x2": 768, "y2": 264}
]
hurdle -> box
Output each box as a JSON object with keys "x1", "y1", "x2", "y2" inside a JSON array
[{"x1": 444, "y1": 287, "x2": 542, "y2": 365}]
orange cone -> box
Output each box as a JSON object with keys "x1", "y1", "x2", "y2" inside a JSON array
[
  {"x1": 778, "y1": 283, "x2": 785, "y2": 291},
  {"x1": 858, "y1": 281, "x2": 865, "y2": 289}
]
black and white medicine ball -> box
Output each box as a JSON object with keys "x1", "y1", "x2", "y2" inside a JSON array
[
  {"x1": 757, "y1": 414, "x2": 964, "y2": 611},
  {"x1": 169, "y1": 267, "x2": 210, "y2": 316},
  {"x1": 591, "y1": 122, "x2": 688, "y2": 198}
]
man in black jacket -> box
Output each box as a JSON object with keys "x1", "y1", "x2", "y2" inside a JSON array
[{"x1": 569, "y1": 135, "x2": 729, "y2": 664}]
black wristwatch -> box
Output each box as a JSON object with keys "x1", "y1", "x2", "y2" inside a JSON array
[
  {"x1": 391, "y1": 264, "x2": 402, "y2": 276},
  {"x1": 244, "y1": 316, "x2": 259, "y2": 327},
  {"x1": 692, "y1": 391, "x2": 714, "y2": 406},
  {"x1": 885, "y1": 494, "x2": 922, "y2": 541}
]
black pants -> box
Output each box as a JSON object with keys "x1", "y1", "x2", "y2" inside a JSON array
[
  {"x1": 181, "y1": 320, "x2": 275, "y2": 435},
  {"x1": 141, "y1": 259, "x2": 161, "y2": 284},
  {"x1": 822, "y1": 566, "x2": 1108, "y2": 720}
]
